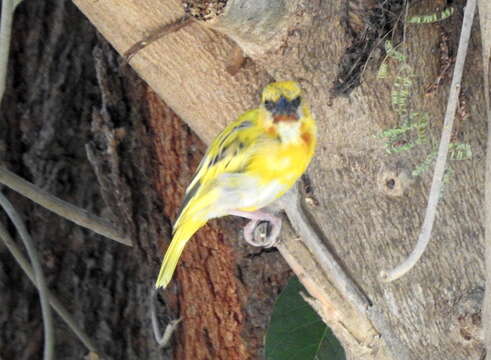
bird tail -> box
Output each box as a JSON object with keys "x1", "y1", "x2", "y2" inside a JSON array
[{"x1": 155, "y1": 219, "x2": 205, "y2": 288}]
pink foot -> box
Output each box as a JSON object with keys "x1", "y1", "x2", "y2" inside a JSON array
[{"x1": 229, "y1": 210, "x2": 282, "y2": 247}]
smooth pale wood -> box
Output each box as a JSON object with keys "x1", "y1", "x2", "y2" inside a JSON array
[
  {"x1": 73, "y1": 0, "x2": 271, "y2": 144},
  {"x1": 238, "y1": 1, "x2": 487, "y2": 359},
  {"x1": 73, "y1": 0, "x2": 488, "y2": 359},
  {"x1": 207, "y1": 0, "x2": 291, "y2": 57},
  {"x1": 223, "y1": 1, "x2": 486, "y2": 359}
]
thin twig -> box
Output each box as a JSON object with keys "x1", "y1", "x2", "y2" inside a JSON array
[
  {"x1": 380, "y1": 0, "x2": 477, "y2": 282},
  {"x1": 1, "y1": 1, "x2": 55, "y2": 358},
  {"x1": 0, "y1": 167, "x2": 132, "y2": 246},
  {"x1": 0, "y1": 192, "x2": 54, "y2": 360},
  {"x1": 0, "y1": 0, "x2": 21, "y2": 102},
  {"x1": 278, "y1": 185, "x2": 370, "y2": 315},
  {"x1": 149, "y1": 289, "x2": 182, "y2": 348},
  {"x1": 0, "y1": 221, "x2": 99, "y2": 353},
  {"x1": 123, "y1": 16, "x2": 192, "y2": 63}
]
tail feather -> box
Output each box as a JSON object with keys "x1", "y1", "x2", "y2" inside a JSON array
[{"x1": 155, "y1": 219, "x2": 205, "y2": 288}]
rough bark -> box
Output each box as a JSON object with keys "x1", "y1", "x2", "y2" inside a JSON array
[
  {"x1": 0, "y1": 1, "x2": 168, "y2": 359},
  {"x1": 72, "y1": 0, "x2": 488, "y2": 359},
  {"x1": 0, "y1": 0, "x2": 291, "y2": 359},
  {"x1": 146, "y1": 89, "x2": 293, "y2": 359}
]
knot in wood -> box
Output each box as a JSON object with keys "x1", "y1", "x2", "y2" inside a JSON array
[
  {"x1": 377, "y1": 164, "x2": 413, "y2": 197},
  {"x1": 450, "y1": 287, "x2": 484, "y2": 347}
]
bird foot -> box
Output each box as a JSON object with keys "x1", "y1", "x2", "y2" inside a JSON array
[{"x1": 229, "y1": 210, "x2": 282, "y2": 248}]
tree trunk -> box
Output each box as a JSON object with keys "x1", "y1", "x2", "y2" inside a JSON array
[
  {"x1": 2, "y1": 0, "x2": 489, "y2": 359},
  {"x1": 71, "y1": 0, "x2": 489, "y2": 359},
  {"x1": 0, "y1": 0, "x2": 291, "y2": 359},
  {"x1": 0, "y1": 1, "x2": 168, "y2": 358}
]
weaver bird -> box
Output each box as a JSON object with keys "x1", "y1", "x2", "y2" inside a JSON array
[{"x1": 156, "y1": 81, "x2": 316, "y2": 288}]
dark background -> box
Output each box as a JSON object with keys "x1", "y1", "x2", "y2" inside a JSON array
[{"x1": 0, "y1": 1, "x2": 291, "y2": 359}]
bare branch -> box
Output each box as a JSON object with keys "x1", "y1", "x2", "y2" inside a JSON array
[
  {"x1": 0, "y1": 167, "x2": 132, "y2": 246},
  {"x1": 0, "y1": 192, "x2": 54, "y2": 360},
  {"x1": 272, "y1": 189, "x2": 399, "y2": 359},
  {"x1": 0, "y1": 221, "x2": 99, "y2": 354},
  {"x1": 278, "y1": 185, "x2": 370, "y2": 315},
  {"x1": 380, "y1": 0, "x2": 477, "y2": 282},
  {"x1": 123, "y1": 16, "x2": 192, "y2": 63}
]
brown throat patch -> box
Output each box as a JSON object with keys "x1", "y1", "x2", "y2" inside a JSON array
[{"x1": 273, "y1": 114, "x2": 298, "y2": 123}]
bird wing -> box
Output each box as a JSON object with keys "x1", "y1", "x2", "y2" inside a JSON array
[{"x1": 173, "y1": 109, "x2": 262, "y2": 230}]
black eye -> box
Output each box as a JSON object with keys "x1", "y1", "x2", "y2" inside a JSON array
[
  {"x1": 264, "y1": 100, "x2": 275, "y2": 111},
  {"x1": 291, "y1": 96, "x2": 301, "y2": 109}
]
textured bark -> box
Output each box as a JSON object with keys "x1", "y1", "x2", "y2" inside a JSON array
[
  {"x1": 146, "y1": 89, "x2": 293, "y2": 359},
  {"x1": 0, "y1": 1, "x2": 169, "y2": 359},
  {"x1": 71, "y1": 0, "x2": 489, "y2": 359},
  {"x1": 0, "y1": 0, "x2": 291, "y2": 359}
]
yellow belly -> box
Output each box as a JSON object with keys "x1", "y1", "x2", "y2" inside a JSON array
[
  {"x1": 238, "y1": 141, "x2": 312, "y2": 211},
  {"x1": 256, "y1": 142, "x2": 310, "y2": 184}
]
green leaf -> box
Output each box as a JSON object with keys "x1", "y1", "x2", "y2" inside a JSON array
[
  {"x1": 408, "y1": 7, "x2": 454, "y2": 24},
  {"x1": 265, "y1": 277, "x2": 346, "y2": 360}
]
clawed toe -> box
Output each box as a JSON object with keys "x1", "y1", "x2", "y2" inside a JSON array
[
  {"x1": 229, "y1": 210, "x2": 282, "y2": 248},
  {"x1": 244, "y1": 220, "x2": 281, "y2": 248}
]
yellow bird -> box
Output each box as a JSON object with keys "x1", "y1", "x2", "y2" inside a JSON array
[{"x1": 156, "y1": 81, "x2": 316, "y2": 288}]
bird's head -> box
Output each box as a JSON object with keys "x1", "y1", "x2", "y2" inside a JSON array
[
  {"x1": 260, "y1": 81, "x2": 304, "y2": 124},
  {"x1": 260, "y1": 81, "x2": 314, "y2": 144}
]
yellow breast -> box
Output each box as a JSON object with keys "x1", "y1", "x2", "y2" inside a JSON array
[{"x1": 248, "y1": 116, "x2": 316, "y2": 192}]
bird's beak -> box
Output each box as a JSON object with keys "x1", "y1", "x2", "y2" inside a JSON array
[{"x1": 272, "y1": 96, "x2": 299, "y2": 123}]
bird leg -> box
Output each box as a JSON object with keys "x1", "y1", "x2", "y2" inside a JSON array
[{"x1": 229, "y1": 210, "x2": 282, "y2": 248}]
